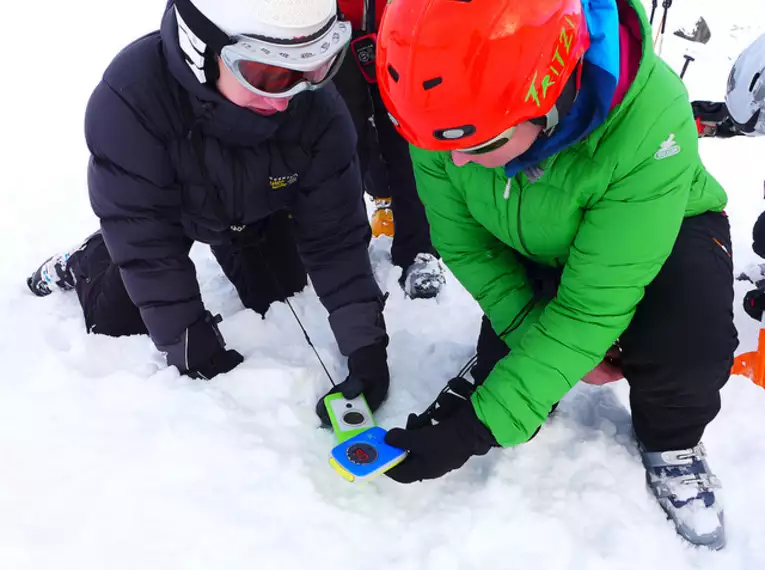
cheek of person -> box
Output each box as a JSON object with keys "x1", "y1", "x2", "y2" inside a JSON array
[
  {"x1": 215, "y1": 57, "x2": 292, "y2": 115},
  {"x1": 451, "y1": 122, "x2": 543, "y2": 168}
]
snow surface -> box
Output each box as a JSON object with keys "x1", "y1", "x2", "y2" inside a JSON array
[{"x1": 1, "y1": 1, "x2": 765, "y2": 568}]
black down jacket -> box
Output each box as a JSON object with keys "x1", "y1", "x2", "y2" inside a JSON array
[{"x1": 84, "y1": 6, "x2": 386, "y2": 370}]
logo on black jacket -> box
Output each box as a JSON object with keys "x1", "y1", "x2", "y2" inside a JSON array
[{"x1": 269, "y1": 173, "x2": 299, "y2": 190}]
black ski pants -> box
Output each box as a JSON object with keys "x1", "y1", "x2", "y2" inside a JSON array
[
  {"x1": 333, "y1": 54, "x2": 436, "y2": 269},
  {"x1": 470, "y1": 212, "x2": 738, "y2": 452},
  {"x1": 68, "y1": 212, "x2": 307, "y2": 338}
]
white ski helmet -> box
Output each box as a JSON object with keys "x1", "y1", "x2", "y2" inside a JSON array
[
  {"x1": 173, "y1": 0, "x2": 339, "y2": 83},
  {"x1": 187, "y1": 0, "x2": 336, "y2": 40},
  {"x1": 725, "y1": 33, "x2": 765, "y2": 136}
]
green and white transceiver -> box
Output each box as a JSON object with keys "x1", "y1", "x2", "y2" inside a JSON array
[{"x1": 323, "y1": 392, "x2": 376, "y2": 443}]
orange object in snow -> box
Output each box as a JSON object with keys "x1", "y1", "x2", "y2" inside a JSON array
[
  {"x1": 371, "y1": 198, "x2": 394, "y2": 238},
  {"x1": 731, "y1": 327, "x2": 765, "y2": 389}
]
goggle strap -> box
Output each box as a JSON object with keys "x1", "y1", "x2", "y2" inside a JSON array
[
  {"x1": 545, "y1": 106, "x2": 559, "y2": 131},
  {"x1": 550, "y1": 65, "x2": 580, "y2": 128},
  {"x1": 174, "y1": 0, "x2": 235, "y2": 55},
  {"x1": 529, "y1": 66, "x2": 580, "y2": 132}
]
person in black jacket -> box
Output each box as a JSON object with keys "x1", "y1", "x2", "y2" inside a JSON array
[
  {"x1": 332, "y1": 0, "x2": 446, "y2": 299},
  {"x1": 25, "y1": 0, "x2": 390, "y2": 423}
]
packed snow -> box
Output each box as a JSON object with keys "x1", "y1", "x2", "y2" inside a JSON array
[{"x1": 1, "y1": 1, "x2": 764, "y2": 568}]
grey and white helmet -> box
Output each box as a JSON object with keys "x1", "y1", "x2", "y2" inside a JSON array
[{"x1": 726, "y1": 33, "x2": 765, "y2": 136}]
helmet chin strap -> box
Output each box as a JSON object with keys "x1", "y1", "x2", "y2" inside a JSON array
[{"x1": 731, "y1": 108, "x2": 762, "y2": 135}]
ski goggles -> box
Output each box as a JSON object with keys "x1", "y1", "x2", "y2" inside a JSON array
[
  {"x1": 220, "y1": 18, "x2": 352, "y2": 98},
  {"x1": 458, "y1": 125, "x2": 518, "y2": 155},
  {"x1": 455, "y1": 77, "x2": 576, "y2": 155}
]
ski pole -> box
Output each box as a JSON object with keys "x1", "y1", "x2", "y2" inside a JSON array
[
  {"x1": 257, "y1": 239, "x2": 338, "y2": 388},
  {"x1": 654, "y1": 0, "x2": 673, "y2": 55},
  {"x1": 660, "y1": 1, "x2": 673, "y2": 34},
  {"x1": 650, "y1": 0, "x2": 658, "y2": 25},
  {"x1": 680, "y1": 54, "x2": 695, "y2": 79}
]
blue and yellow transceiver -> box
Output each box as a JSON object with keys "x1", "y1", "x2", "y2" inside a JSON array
[
  {"x1": 323, "y1": 393, "x2": 407, "y2": 482},
  {"x1": 329, "y1": 426, "x2": 408, "y2": 483}
]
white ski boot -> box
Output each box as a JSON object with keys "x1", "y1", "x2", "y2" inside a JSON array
[{"x1": 640, "y1": 442, "x2": 725, "y2": 550}]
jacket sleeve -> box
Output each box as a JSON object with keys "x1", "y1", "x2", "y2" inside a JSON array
[
  {"x1": 290, "y1": 88, "x2": 387, "y2": 356},
  {"x1": 410, "y1": 147, "x2": 547, "y2": 346},
  {"x1": 85, "y1": 80, "x2": 224, "y2": 370},
  {"x1": 472, "y1": 106, "x2": 705, "y2": 446}
]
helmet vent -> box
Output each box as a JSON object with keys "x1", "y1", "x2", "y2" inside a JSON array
[
  {"x1": 388, "y1": 65, "x2": 400, "y2": 82},
  {"x1": 422, "y1": 77, "x2": 443, "y2": 90},
  {"x1": 750, "y1": 72, "x2": 762, "y2": 93},
  {"x1": 434, "y1": 125, "x2": 476, "y2": 141}
]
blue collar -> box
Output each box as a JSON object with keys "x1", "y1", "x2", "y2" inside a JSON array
[{"x1": 505, "y1": 0, "x2": 621, "y2": 178}]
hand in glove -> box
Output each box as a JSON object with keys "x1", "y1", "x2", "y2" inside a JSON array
[
  {"x1": 737, "y1": 267, "x2": 765, "y2": 322},
  {"x1": 316, "y1": 343, "x2": 390, "y2": 425},
  {"x1": 744, "y1": 289, "x2": 765, "y2": 322},
  {"x1": 158, "y1": 311, "x2": 244, "y2": 380},
  {"x1": 187, "y1": 347, "x2": 244, "y2": 380},
  {"x1": 383, "y1": 377, "x2": 498, "y2": 483}
]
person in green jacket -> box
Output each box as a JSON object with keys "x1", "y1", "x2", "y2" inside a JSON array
[{"x1": 376, "y1": 0, "x2": 737, "y2": 550}]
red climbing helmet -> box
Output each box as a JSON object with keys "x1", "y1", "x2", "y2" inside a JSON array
[{"x1": 377, "y1": 0, "x2": 590, "y2": 150}]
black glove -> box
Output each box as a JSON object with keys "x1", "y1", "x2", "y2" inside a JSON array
[
  {"x1": 158, "y1": 311, "x2": 244, "y2": 380},
  {"x1": 316, "y1": 343, "x2": 390, "y2": 425},
  {"x1": 744, "y1": 289, "x2": 765, "y2": 322},
  {"x1": 187, "y1": 347, "x2": 244, "y2": 380},
  {"x1": 384, "y1": 379, "x2": 498, "y2": 483}
]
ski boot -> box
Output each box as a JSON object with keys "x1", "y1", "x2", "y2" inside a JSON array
[
  {"x1": 371, "y1": 197, "x2": 395, "y2": 238},
  {"x1": 401, "y1": 253, "x2": 445, "y2": 299},
  {"x1": 640, "y1": 442, "x2": 725, "y2": 550},
  {"x1": 27, "y1": 250, "x2": 78, "y2": 297}
]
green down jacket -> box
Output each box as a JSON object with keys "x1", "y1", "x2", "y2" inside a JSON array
[{"x1": 410, "y1": 1, "x2": 727, "y2": 447}]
